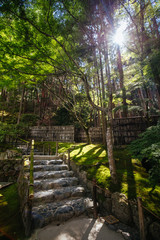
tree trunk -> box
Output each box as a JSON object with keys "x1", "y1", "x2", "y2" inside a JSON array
[
  {"x1": 138, "y1": 88, "x2": 146, "y2": 116},
  {"x1": 156, "y1": 86, "x2": 160, "y2": 110},
  {"x1": 17, "y1": 86, "x2": 25, "y2": 125},
  {"x1": 83, "y1": 127, "x2": 91, "y2": 144},
  {"x1": 106, "y1": 121, "x2": 117, "y2": 183},
  {"x1": 99, "y1": 50, "x2": 107, "y2": 146},
  {"x1": 94, "y1": 52, "x2": 102, "y2": 128},
  {"x1": 105, "y1": 46, "x2": 117, "y2": 184},
  {"x1": 117, "y1": 45, "x2": 128, "y2": 117}
]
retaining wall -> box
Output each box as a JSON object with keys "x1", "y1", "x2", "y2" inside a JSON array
[{"x1": 0, "y1": 150, "x2": 23, "y2": 182}]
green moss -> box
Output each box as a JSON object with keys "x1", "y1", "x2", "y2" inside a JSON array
[
  {"x1": 0, "y1": 184, "x2": 25, "y2": 240},
  {"x1": 34, "y1": 141, "x2": 74, "y2": 155},
  {"x1": 71, "y1": 143, "x2": 107, "y2": 166},
  {"x1": 65, "y1": 143, "x2": 160, "y2": 217}
]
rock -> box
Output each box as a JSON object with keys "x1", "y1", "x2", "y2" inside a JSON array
[
  {"x1": 102, "y1": 197, "x2": 112, "y2": 214},
  {"x1": 122, "y1": 232, "x2": 131, "y2": 240},
  {"x1": 129, "y1": 200, "x2": 139, "y2": 228},
  {"x1": 129, "y1": 200, "x2": 152, "y2": 236},
  {"x1": 86, "y1": 180, "x2": 93, "y2": 192},
  {"x1": 149, "y1": 221, "x2": 160, "y2": 240},
  {"x1": 3, "y1": 164, "x2": 10, "y2": 172},
  {"x1": 6, "y1": 149, "x2": 21, "y2": 159},
  {"x1": 14, "y1": 164, "x2": 21, "y2": 171},
  {"x1": 111, "y1": 192, "x2": 132, "y2": 225},
  {"x1": 79, "y1": 171, "x2": 87, "y2": 183},
  {"x1": 0, "y1": 152, "x2": 8, "y2": 160}
]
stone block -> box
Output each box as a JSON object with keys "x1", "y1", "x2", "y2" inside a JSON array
[
  {"x1": 149, "y1": 222, "x2": 160, "y2": 240},
  {"x1": 103, "y1": 197, "x2": 112, "y2": 214},
  {"x1": 111, "y1": 192, "x2": 132, "y2": 225}
]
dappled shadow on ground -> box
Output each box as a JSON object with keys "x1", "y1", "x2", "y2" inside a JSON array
[
  {"x1": 71, "y1": 145, "x2": 137, "y2": 199},
  {"x1": 102, "y1": 149, "x2": 137, "y2": 200},
  {"x1": 70, "y1": 144, "x2": 160, "y2": 215},
  {"x1": 71, "y1": 144, "x2": 107, "y2": 166},
  {"x1": 72, "y1": 143, "x2": 88, "y2": 158}
]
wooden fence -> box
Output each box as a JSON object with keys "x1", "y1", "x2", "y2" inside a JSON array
[{"x1": 30, "y1": 116, "x2": 159, "y2": 145}]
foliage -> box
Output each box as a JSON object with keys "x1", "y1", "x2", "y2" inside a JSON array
[
  {"x1": 0, "y1": 183, "x2": 25, "y2": 239},
  {"x1": 21, "y1": 113, "x2": 39, "y2": 126},
  {"x1": 129, "y1": 122, "x2": 160, "y2": 190},
  {"x1": 52, "y1": 107, "x2": 74, "y2": 126},
  {"x1": 0, "y1": 122, "x2": 30, "y2": 143}
]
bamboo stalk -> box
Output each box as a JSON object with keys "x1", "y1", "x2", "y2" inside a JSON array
[
  {"x1": 93, "y1": 179, "x2": 98, "y2": 219},
  {"x1": 56, "y1": 141, "x2": 58, "y2": 156},
  {"x1": 29, "y1": 140, "x2": 34, "y2": 199},
  {"x1": 68, "y1": 149, "x2": 70, "y2": 170}
]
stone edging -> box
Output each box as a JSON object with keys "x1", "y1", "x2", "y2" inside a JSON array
[{"x1": 64, "y1": 156, "x2": 160, "y2": 240}]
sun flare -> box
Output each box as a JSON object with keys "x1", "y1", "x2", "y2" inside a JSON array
[{"x1": 113, "y1": 21, "x2": 127, "y2": 46}]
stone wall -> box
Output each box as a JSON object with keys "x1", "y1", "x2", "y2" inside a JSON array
[
  {"x1": 31, "y1": 125, "x2": 74, "y2": 142},
  {"x1": 0, "y1": 150, "x2": 31, "y2": 236},
  {"x1": 17, "y1": 156, "x2": 31, "y2": 237},
  {"x1": 0, "y1": 150, "x2": 23, "y2": 182},
  {"x1": 68, "y1": 159, "x2": 160, "y2": 240}
]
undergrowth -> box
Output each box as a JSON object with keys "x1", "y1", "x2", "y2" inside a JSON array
[{"x1": 0, "y1": 183, "x2": 25, "y2": 240}]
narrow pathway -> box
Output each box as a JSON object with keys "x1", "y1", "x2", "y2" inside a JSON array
[
  {"x1": 32, "y1": 155, "x2": 93, "y2": 229},
  {"x1": 30, "y1": 216, "x2": 124, "y2": 240}
]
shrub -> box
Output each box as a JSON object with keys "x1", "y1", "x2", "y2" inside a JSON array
[
  {"x1": 21, "y1": 114, "x2": 39, "y2": 126},
  {"x1": 129, "y1": 122, "x2": 160, "y2": 191},
  {"x1": 0, "y1": 122, "x2": 30, "y2": 143}
]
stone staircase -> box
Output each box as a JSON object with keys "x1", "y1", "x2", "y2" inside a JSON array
[{"x1": 31, "y1": 155, "x2": 93, "y2": 229}]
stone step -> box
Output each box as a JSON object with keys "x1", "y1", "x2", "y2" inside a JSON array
[
  {"x1": 32, "y1": 197, "x2": 93, "y2": 229},
  {"x1": 33, "y1": 151, "x2": 45, "y2": 155},
  {"x1": 34, "y1": 159, "x2": 63, "y2": 165},
  {"x1": 34, "y1": 177, "x2": 78, "y2": 191},
  {"x1": 33, "y1": 186, "x2": 85, "y2": 204},
  {"x1": 34, "y1": 170, "x2": 74, "y2": 180},
  {"x1": 33, "y1": 155, "x2": 60, "y2": 160},
  {"x1": 34, "y1": 164, "x2": 68, "y2": 172}
]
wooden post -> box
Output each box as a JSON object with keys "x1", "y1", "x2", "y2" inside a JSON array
[
  {"x1": 29, "y1": 140, "x2": 34, "y2": 199},
  {"x1": 25, "y1": 199, "x2": 32, "y2": 237},
  {"x1": 137, "y1": 197, "x2": 146, "y2": 240},
  {"x1": 26, "y1": 142, "x2": 29, "y2": 155},
  {"x1": 48, "y1": 144, "x2": 51, "y2": 155},
  {"x1": 68, "y1": 149, "x2": 70, "y2": 170},
  {"x1": 43, "y1": 143, "x2": 45, "y2": 155},
  {"x1": 56, "y1": 142, "x2": 58, "y2": 156},
  {"x1": 93, "y1": 179, "x2": 98, "y2": 219}
]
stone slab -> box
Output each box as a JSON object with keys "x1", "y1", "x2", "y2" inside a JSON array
[
  {"x1": 29, "y1": 216, "x2": 124, "y2": 240},
  {"x1": 0, "y1": 182, "x2": 13, "y2": 189}
]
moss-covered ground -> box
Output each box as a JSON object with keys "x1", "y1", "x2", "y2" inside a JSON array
[
  {"x1": 0, "y1": 183, "x2": 25, "y2": 240},
  {"x1": 53, "y1": 142, "x2": 160, "y2": 217}
]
